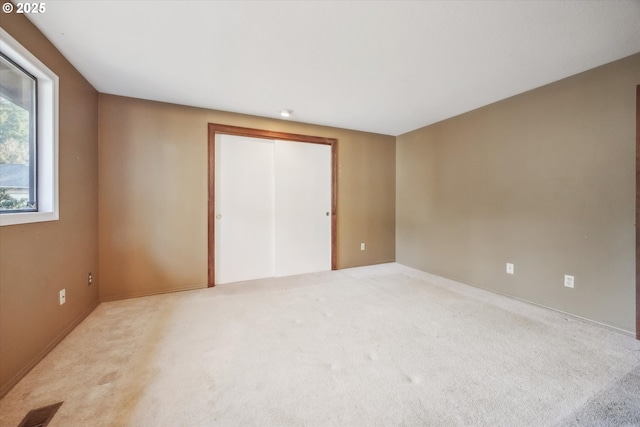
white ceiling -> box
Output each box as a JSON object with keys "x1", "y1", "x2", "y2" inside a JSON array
[{"x1": 24, "y1": 1, "x2": 640, "y2": 136}]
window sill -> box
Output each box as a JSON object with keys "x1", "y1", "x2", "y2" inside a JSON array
[{"x1": 0, "y1": 211, "x2": 59, "y2": 226}]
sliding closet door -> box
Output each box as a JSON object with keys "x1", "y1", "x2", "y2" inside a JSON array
[
  {"x1": 214, "y1": 134, "x2": 275, "y2": 284},
  {"x1": 274, "y1": 140, "x2": 331, "y2": 276}
]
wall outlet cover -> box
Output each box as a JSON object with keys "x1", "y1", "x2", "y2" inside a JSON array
[
  {"x1": 564, "y1": 275, "x2": 575, "y2": 288},
  {"x1": 506, "y1": 263, "x2": 514, "y2": 274}
]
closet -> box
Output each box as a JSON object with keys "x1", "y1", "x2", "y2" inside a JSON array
[{"x1": 214, "y1": 134, "x2": 332, "y2": 284}]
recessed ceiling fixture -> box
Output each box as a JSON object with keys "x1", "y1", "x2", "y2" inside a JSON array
[{"x1": 280, "y1": 109, "x2": 293, "y2": 118}]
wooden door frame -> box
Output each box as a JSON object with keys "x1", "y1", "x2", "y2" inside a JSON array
[
  {"x1": 636, "y1": 85, "x2": 639, "y2": 340},
  {"x1": 207, "y1": 123, "x2": 338, "y2": 287}
]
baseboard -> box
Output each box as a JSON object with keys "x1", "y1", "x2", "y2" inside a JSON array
[
  {"x1": 486, "y1": 288, "x2": 636, "y2": 337},
  {"x1": 99, "y1": 284, "x2": 207, "y2": 303},
  {"x1": 337, "y1": 258, "x2": 396, "y2": 270},
  {"x1": 0, "y1": 300, "x2": 99, "y2": 399},
  {"x1": 397, "y1": 263, "x2": 636, "y2": 338}
]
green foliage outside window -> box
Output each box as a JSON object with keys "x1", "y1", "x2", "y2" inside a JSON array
[
  {"x1": 0, "y1": 96, "x2": 31, "y2": 210},
  {"x1": 0, "y1": 187, "x2": 28, "y2": 209},
  {"x1": 0, "y1": 97, "x2": 29, "y2": 163}
]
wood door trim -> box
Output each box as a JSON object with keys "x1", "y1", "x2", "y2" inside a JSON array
[
  {"x1": 636, "y1": 85, "x2": 639, "y2": 340},
  {"x1": 207, "y1": 123, "x2": 338, "y2": 287},
  {"x1": 208, "y1": 124, "x2": 336, "y2": 146}
]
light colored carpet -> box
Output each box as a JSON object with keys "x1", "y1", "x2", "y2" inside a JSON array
[{"x1": 1, "y1": 263, "x2": 639, "y2": 426}]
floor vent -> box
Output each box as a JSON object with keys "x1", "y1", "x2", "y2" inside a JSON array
[{"x1": 17, "y1": 402, "x2": 63, "y2": 427}]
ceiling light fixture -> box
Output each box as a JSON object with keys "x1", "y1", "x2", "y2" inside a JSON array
[{"x1": 280, "y1": 109, "x2": 293, "y2": 118}]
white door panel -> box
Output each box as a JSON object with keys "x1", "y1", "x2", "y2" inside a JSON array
[
  {"x1": 274, "y1": 140, "x2": 331, "y2": 276},
  {"x1": 215, "y1": 135, "x2": 275, "y2": 284}
]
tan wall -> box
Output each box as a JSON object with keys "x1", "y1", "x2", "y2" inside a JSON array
[
  {"x1": 98, "y1": 95, "x2": 396, "y2": 300},
  {"x1": 397, "y1": 53, "x2": 640, "y2": 332},
  {"x1": 0, "y1": 15, "x2": 99, "y2": 394}
]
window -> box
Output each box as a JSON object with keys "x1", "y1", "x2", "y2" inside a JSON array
[
  {"x1": 0, "y1": 53, "x2": 37, "y2": 212},
  {"x1": 0, "y1": 28, "x2": 58, "y2": 226}
]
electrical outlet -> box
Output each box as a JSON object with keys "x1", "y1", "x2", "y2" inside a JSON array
[
  {"x1": 564, "y1": 275, "x2": 574, "y2": 289},
  {"x1": 88, "y1": 272, "x2": 92, "y2": 285},
  {"x1": 59, "y1": 289, "x2": 66, "y2": 305},
  {"x1": 506, "y1": 263, "x2": 514, "y2": 275},
  {"x1": 360, "y1": 243, "x2": 365, "y2": 251}
]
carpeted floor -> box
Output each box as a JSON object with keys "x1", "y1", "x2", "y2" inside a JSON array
[{"x1": 1, "y1": 263, "x2": 639, "y2": 426}]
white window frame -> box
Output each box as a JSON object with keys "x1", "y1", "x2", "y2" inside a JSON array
[{"x1": 0, "y1": 28, "x2": 59, "y2": 226}]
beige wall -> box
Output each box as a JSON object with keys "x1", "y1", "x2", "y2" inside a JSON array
[
  {"x1": 397, "y1": 53, "x2": 640, "y2": 332},
  {"x1": 98, "y1": 95, "x2": 396, "y2": 300},
  {"x1": 0, "y1": 15, "x2": 99, "y2": 394}
]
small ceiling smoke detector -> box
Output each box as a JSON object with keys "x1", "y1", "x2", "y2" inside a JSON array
[{"x1": 280, "y1": 109, "x2": 293, "y2": 118}]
